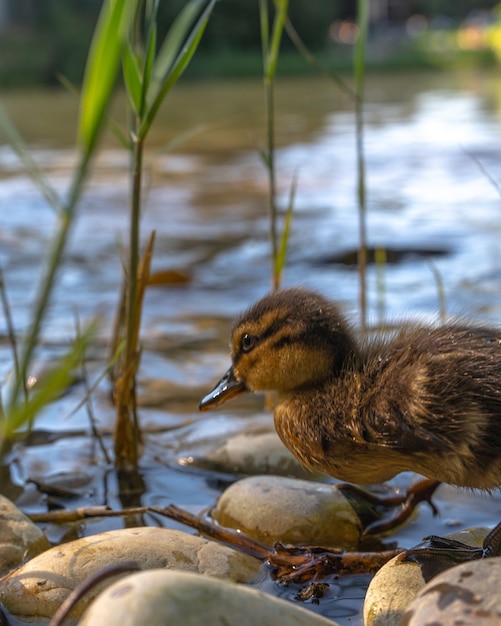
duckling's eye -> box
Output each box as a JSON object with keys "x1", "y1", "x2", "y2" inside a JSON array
[{"x1": 241, "y1": 334, "x2": 258, "y2": 353}]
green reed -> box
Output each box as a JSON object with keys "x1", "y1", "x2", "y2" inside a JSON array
[
  {"x1": 0, "y1": 0, "x2": 214, "y2": 460},
  {"x1": 282, "y1": 5, "x2": 370, "y2": 327},
  {"x1": 258, "y1": 0, "x2": 290, "y2": 291},
  {"x1": 0, "y1": 0, "x2": 135, "y2": 440},
  {"x1": 354, "y1": 0, "x2": 369, "y2": 333},
  {"x1": 110, "y1": 0, "x2": 215, "y2": 468}
]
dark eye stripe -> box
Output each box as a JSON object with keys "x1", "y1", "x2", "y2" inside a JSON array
[
  {"x1": 261, "y1": 317, "x2": 289, "y2": 341},
  {"x1": 233, "y1": 316, "x2": 291, "y2": 365}
]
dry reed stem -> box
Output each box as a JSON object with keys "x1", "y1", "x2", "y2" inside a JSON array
[{"x1": 113, "y1": 231, "x2": 156, "y2": 468}]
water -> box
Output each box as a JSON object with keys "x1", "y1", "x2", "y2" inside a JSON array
[{"x1": 1, "y1": 70, "x2": 501, "y2": 624}]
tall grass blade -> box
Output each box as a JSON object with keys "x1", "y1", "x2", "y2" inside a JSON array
[
  {"x1": 354, "y1": 0, "x2": 369, "y2": 333},
  {"x1": 0, "y1": 104, "x2": 62, "y2": 214},
  {"x1": 149, "y1": 0, "x2": 203, "y2": 90},
  {"x1": 284, "y1": 17, "x2": 354, "y2": 101},
  {"x1": 79, "y1": 0, "x2": 135, "y2": 156},
  {"x1": 354, "y1": 0, "x2": 369, "y2": 95},
  {"x1": 5, "y1": 323, "x2": 97, "y2": 437},
  {"x1": 427, "y1": 259, "x2": 447, "y2": 324},
  {"x1": 122, "y1": 44, "x2": 143, "y2": 115},
  {"x1": 0, "y1": 266, "x2": 25, "y2": 403},
  {"x1": 141, "y1": 0, "x2": 216, "y2": 138},
  {"x1": 266, "y1": 0, "x2": 288, "y2": 80},
  {"x1": 375, "y1": 247, "x2": 387, "y2": 327},
  {"x1": 259, "y1": 0, "x2": 270, "y2": 63},
  {"x1": 274, "y1": 173, "x2": 297, "y2": 285},
  {"x1": 141, "y1": 24, "x2": 157, "y2": 115},
  {"x1": 259, "y1": 0, "x2": 289, "y2": 290},
  {"x1": 6, "y1": 0, "x2": 134, "y2": 416},
  {"x1": 152, "y1": 123, "x2": 210, "y2": 157},
  {"x1": 68, "y1": 342, "x2": 125, "y2": 420}
]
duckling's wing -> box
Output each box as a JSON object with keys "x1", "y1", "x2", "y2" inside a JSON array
[
  {"x1": 360, "y1": 323, "x2": 501, "y2": 456},
  {"x1": 361, "y1": 410, "x2": 451, "y2": 454}
]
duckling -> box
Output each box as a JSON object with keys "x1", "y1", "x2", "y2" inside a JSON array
[{"x1": 200, "y1": 287, "x2": 501, "y2": 491}]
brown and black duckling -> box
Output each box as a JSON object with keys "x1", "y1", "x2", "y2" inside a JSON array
[{"x1": 200, "y1": 287, "x2": 501, "y2": 491}]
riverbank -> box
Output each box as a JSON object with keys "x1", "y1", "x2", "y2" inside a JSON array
[{"x1": 0, "y1": 36, "x2": 497, "y2": 89}]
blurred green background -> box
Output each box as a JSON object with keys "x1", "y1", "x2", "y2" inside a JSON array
[{"x1": 1, "y1": 0, "x2": 501, "y2": 87}]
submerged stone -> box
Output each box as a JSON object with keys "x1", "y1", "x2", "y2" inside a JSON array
[{"x1": 204, "y1": 430, "x2": 319, "y2": 478}]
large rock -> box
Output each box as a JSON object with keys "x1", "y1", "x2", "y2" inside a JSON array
[
  {"x1": 364, "y1": 527, "x2": 490, "y2": 626},
  {"x1": 0, "y1": 526, "x2": 261, "y2": 621},
  {"x1": 205, "y1": 430, "x2": 319, "y2": 478},
  {"x1": 401, "y1": 556, "x2": 501, "y2": 625},
  {"x1": 79, "y1": 569, "x2": 338, "y2": 626},
  {"x1": 0, "y1": 494, "x2": 50, "y2": 575},
  {"x1": 212, "y1": 474, "x2": 362, "y2": 548}
]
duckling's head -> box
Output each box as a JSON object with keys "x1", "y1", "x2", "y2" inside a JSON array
[{"x1": 200, "y1": 288, "x2": 357, "y2": 410}]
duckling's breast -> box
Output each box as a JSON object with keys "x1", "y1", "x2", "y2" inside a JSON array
[{"x1": 273, "y1": 386, "x2": 411, "y2": 484}]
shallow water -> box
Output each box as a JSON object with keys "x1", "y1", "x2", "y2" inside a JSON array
[{"x1": 1, "y1": 70, "x2": 501, "y2": 624}]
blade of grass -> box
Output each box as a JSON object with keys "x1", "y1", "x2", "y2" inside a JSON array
[
  {"x1": 284, "y1": 17, "x2": 354, "y2": 101},
  {"x1": 427, "y1": 259, "x2": 447, "y2": 324},
  {"x1": 68, "y1": 341, "x2": 125, "y2": 421},
  {"x1": 8, "y1": 0, "x2": 135, "y2": 413},
  {"x1": 57, "y1": 73, "x2": 131, "y2": 150},
  {"x1": 149, "y1": 0, "x2": 204, "y2": 92},
  {"x1": 122, "y1": 44, "x2": 143, "y2": 115},
  {"x1": 141, "y1": 0, "x2": 216, "y2": 138},
  {"x1": 375, "y1": 247, "x2": 387, "y2": 328},
  {"x1": 0, "y1": 266, "x2": 25, "y2": 404},
  {"x1": 274, "y1": 173, "x2": 297, "y2": 285},
  {"x1": 140, "y1": 24, "x2": 157, "y2": 117},
  {"x1": 5, "y1": 323, "x2": 97, "y2": 437},
  {"x1": 259, "y1": 0, "x2": 270, "y2": 62},
  {"x1": 354, "y1": 0, "x2": 369, "y2": 333},
  {"x1": 151, "y1": 123, "x2": 209, "y2": 157},
  {"x1": 79, "y1": 0, "x2": 135, "y2": 156},
  {"x1": 259, "y1": 0, "x2": 289, "y2": 290},
  {"x1": 0, "y1": 104, "x2": 62, "y2": 214},
  {"x1": 266, "y1": 0, "x2": 288, "y2": 80},
  {"x1": 354, "y1": 0, "x2": 369, "y2": 96}
]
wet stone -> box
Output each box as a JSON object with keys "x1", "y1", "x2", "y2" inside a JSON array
[
  {"x1": 212, "y1": 474, "x2": 362, "y2": 548},
  {"x1": 401, "y1": 556, "x2": 501, "y2": 626},
  {"x1": 204, "y1": 430, "x2": 320, "y2": 479},
  {"x1": 0, "y1": 494, "x2": 50, "y2": 575},
  {"x1": 0, "y1": 527, "x2": 261, "y2": 621},
  {"x1": 364, "y1": 527, "x2": 490, "y2": 626},
  {"x1": 78, "y1": 569, "x2": 339, "y2": 626}
]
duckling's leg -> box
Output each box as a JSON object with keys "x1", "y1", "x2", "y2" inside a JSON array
[
  {"x1": 482, "y1": 520, "x2": 501, "y2": 557},
  {"x1": 401, "y1": 521, "x2": 501, "y2": 582},
  {"x1": 338, "y1": 478, "x2": 441, "y2": 537}
]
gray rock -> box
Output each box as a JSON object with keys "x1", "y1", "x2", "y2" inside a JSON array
[
  {"x1": 78, "y1": 569, "x2": 339, "y2": 626},
  {"x1": 213, "y1": 474, "x2": 362, "y2": 548},
  {"x1": 0, "y1": 494, "x2": 50, "y2": 575},
  {"x1": 364, "y1": 527, "x2": 490, "y2": 626},
  {"x1": 0, "y1": 526, "x2": 261, "y2": 620},
  {"x1": 205, "y1": 430, "x2": 319, "y2": 478},
  {"x1": 402, "y1": 556, "x2": 501, "y2": 625}
]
